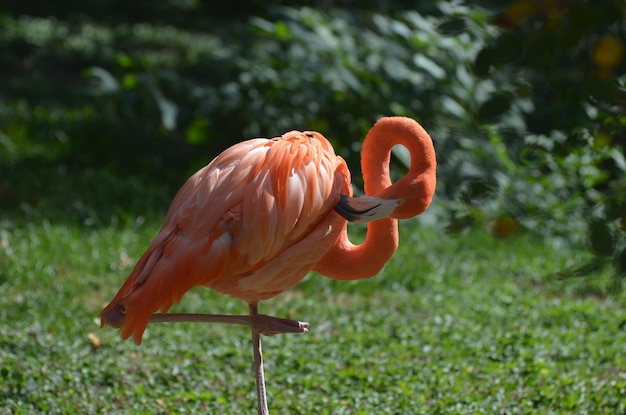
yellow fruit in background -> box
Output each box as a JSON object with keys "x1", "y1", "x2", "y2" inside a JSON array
[
  {"x1": 506, "y1": 0, "x2": 536, "y2": 23},
  {"x1": 488, "y1": 216, "x2": 520, "y2": 239},
  {"x1": 593, "y1": 35, "x2": 625, "y2": 69}
]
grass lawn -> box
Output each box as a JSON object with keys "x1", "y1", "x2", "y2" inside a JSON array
[{"x1": 1, "y1": 167, "x2": 625, "y2": 414}]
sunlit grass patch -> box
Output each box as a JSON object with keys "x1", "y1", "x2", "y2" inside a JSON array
[{"x1": 2, "y1": 211, "x2": 625, "y2": 413}]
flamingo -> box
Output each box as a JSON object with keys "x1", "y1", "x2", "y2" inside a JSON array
[{"x1": 100, "y1": 116, "x2": 436, "y2": 414}]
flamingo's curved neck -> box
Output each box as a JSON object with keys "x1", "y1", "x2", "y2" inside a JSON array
[
  {"x1": 315, "y1": 117, "x2": 436, "y2": 280},
  {"x1": 363, "y1": 117, "x2": 437, "y2": 219},
  {"x1": 313, "y1": 215, "x2": 398, "y2": 281}
]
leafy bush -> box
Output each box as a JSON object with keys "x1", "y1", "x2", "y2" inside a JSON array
[
  {"x1": 0, "y1": 3, "x2": 492, "y2": 180},
  {"x1": 463, "y1": 0, "x2": 626, "y2": 287}
]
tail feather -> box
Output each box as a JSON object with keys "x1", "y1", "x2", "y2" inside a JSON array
[{"x1": 99, "y1": 231, "x2": 174, "y2": 344}]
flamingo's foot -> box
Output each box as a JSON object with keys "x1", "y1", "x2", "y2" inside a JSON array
[{"x1": 252, "y1": 314, "x2": 309, "y2": 336}]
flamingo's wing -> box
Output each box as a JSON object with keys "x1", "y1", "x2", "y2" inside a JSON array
[{"x1": 100, "y1": 131, "x2": 350, "y2": 344}]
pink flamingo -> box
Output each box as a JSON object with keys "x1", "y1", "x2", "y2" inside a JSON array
[{"x1": 100, "y1": 116, "x2": 436, "y2": 414}]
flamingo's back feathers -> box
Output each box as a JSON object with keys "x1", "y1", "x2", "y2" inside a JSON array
[{"x1": 100, "y1": 131, "x2": 350, "y2": 344}]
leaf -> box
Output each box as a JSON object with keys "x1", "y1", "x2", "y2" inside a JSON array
[
  {"x1": 145, "y1": 78, "x2": 178, "y2": 131},
  {"x1": 185, "y1": 118, "x2": 211, "y2": 145},
  {"x1": 474, "y1": 47, "x2": 495, "y2": 77},
  {"x1": 249, "y1": 17, "x2": 275, "y2": 36},
  {"x1": 83, "y1": 66, "x2": 120, "y2": 95},
  {"x1": 274, "y1": 21, "x2": 292, "y2": 41},
  {"x1": 610, "y1": 148, "x2": 626, "y2": 171},
  {"x1": 413, "y1": 54, "x2": 445, "y2": 79},
  {"x1": 588, "y1": 220, "x2": 615, "y2": 257},
  {"x1": 476, "y1": 93, "x2": 513, "y2": 123},
  {"x1": 474, "y1": 34, "x2": 523, "y2": 76},
  {"x1": 437, "y1": 17, "x2": 467, "y2": 35},
  {"x1": 115, "y1": 54, "x2": 134, "y2": 68},
  {"x1": 122, "y1": 73, "x2": 138, "y2": 90}
]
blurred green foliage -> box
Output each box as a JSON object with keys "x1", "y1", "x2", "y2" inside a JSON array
[
  {"x1": 0, "y1": 1, "x2": 489, "y2": 181},
  {"x1": 1, "y1": 0, "x2": 625, "y2": 286},
  {"x1": 464, "y1": 0, "x2": 626, "y2": 288}
]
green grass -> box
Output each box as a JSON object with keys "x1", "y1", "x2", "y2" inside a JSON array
[{"x1": 1, "y1": 170, "x2": 626, "y2": 414}]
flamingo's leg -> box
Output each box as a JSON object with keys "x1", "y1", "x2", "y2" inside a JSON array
[
  {"x1": 250, "y1": 303, "x2": 269, "y2": 415},
  {"x1": 148, "y1": 307, "x2": 310, "y2": 415},
  {"x1": 149, "y1": 313, "x2": 308, "y2": 335}
]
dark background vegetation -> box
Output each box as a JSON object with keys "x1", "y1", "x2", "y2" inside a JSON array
[{"x1": 1, "y1": 0, "x2": 625, "y2": 288}]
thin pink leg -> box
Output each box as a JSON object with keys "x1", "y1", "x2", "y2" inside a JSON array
[
  {"x1": 149, "y1": 312, "x2": 308, "y2": 335},
  {"x1": 249, "y1": 303, "x2": 269, "y2": 415},
  {"x1": 148, "y1": 308, "x2": 309, "y2": 414}
]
